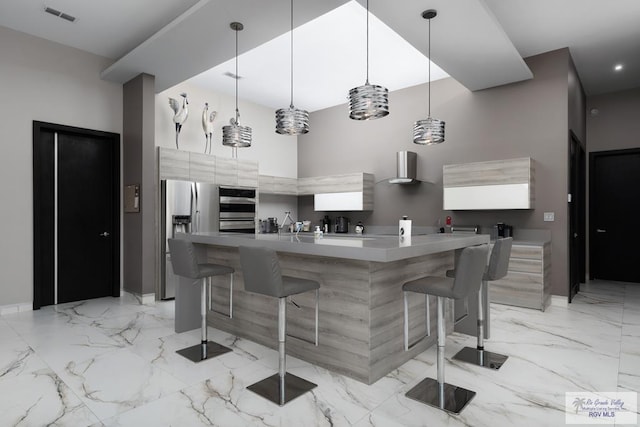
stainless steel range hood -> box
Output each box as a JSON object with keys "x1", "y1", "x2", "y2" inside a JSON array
[{"x1": 389, "y1": 151, "x2": 419, "y2": 184}]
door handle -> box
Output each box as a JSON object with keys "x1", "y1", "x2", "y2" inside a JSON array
[
  {"x1": 99, "y1": 232, "x2": 110, "y2": 237},
  {"x1": 596, "y1": 229, "x2": 607, "y2": 233}
]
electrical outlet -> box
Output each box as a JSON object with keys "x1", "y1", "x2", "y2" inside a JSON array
[{"x1": 544, "y1": 212, "x2": 555, "y2": 222}]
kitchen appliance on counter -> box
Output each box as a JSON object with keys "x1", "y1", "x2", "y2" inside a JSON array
[
  {"x1": 496, "y1": 223, "x2": 513, "y2": 238},
  {"x1": 322, "y1": 215, "x2": 332, "y2": 234},
  {"x1": 219, "y1": 187, "x2": 256, "y2": 233},
  {"x1": 450, "y1": 225, "x2": 480, "y2": 234},
  {"x1": 261, "y1": 217, "x2": 279, "y2": 233},
  {"x1": 161, "y1": 180, "x2": 219, "y2": 300},
  {"x1": 335, "y1": 216, "x2": 349, "y2": 233}
]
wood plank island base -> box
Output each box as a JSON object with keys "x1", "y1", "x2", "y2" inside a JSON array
[{"x1": 175, "y1": 232, "x2": 489, "y2": 384}]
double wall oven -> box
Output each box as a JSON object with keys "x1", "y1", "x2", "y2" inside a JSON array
[{"x1": 218, "y1": 186, "x2": 256, "y2": 233}]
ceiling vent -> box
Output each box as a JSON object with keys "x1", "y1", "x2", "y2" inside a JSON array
[
  {"x1": 44, "y1": 6, "x2": 77, "y2": 23},
  {"x1": 224, "y1": 71, "x2": 242, "y2": 80},
  {"x1": 389, "y1": 151, "x2": 419, "y2": 184}
]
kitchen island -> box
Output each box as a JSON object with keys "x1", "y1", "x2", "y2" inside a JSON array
[{"x1": 175, "y1": 232, "x2": 489, "y2": 384}]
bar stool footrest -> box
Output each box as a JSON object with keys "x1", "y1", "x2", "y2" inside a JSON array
[
  {"x1": 405, "y1": 377, "x2": 476, "y2": 414},
  {"x1": 247, "y1": 372, "x2": 317, "y2": 406},
  {"x1": 176, "y1": 341, "x2": 232, "y2": 363},
  {"x1": 452, "y1": 346, "x2": 508, "y2": 370}
]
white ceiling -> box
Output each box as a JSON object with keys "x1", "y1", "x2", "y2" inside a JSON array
[
  {"x1": 188, "y1": 1, "x2": 450, "y2": 112},
  {"x1": 1, "y1": 0, "x2": 639, "y2": 102}
]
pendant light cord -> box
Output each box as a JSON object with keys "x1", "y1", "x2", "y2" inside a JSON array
[
  {"x1": 365, "y1": 0, "x2": 370, "y2": 84},
  {"x1": 428, "y1": 16, "x2": 431, "y2": 118},
  {"x1": 235, "y1": 26, "x2": 239, "y2": 123},
  {"x1": 290, "y1": 0, "x2": 294, "y2": 108}
]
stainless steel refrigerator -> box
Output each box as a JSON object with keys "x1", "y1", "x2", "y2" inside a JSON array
[{"x1": 160, "y1": 180, "x2": 219, "y2": 300}]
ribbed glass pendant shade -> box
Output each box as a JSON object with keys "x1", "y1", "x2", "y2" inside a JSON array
[
  {"x1": 222, "y1": 121, "x2": 252, "y2": 147},
  {"x1": 349, "y1": 83, "x2": 389, "y2": 120},
  {"x1": 414, "y1": 9, "x2": 444, "y2": 146},
  {"x1": 276, "y1": 0, "x2": 310, "y2": 136},
  {"x1": 223, "y1": 22, "x2": 251, "y2": 151},
  {"x1": 348, "y1": 0, "x2": 389, "y2": 121},
  {"x1": 276, "y1": 105, "x2": 309, "y2": 135},
  {"x1": 413, "y1": 117, "x2": 445, "y2": 145}
]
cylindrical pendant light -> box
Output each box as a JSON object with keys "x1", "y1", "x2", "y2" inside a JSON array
[
  {"x1": 413, "y1": 10, "x2": 445, "y2": 145},
  {"x1": 276, "y1": 0, "x2": 310, "y2": 135},
  {"x1": 222, "y1": 22, "x2": 252, "y2": 151},
  {"x1": 348, "y1": 0, "x2": 389, "y2": 120}
]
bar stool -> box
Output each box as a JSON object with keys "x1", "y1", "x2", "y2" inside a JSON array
[
  {"x1": 453, "y1": 237, "x2": 512, "y2": 370},
  {"x1": 402, "y1": 244, "x2": 489, "y2": 414},
  {"x1": 238, "y1": 245, "x2": 319, "y2": 406},
  {"x1": 168, "y1": 238, "x2": 234, "y2": 362}
]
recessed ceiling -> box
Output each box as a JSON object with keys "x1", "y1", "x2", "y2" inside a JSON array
[
  {"x1": 1, "y1": 0, "x2": 638, "y2": 97},
  {"x1": 188, "y1": 1, "x2": 449, "y2": 112}
]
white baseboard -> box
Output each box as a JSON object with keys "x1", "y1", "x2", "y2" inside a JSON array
[
  {"x1": 140, "y1": 293, "x2": 156, "y2": 305},
  {"x1": 0, "y1": 302, "x2": 33, "y2": 316},
  {"x1": 551, "y1": 295, "x2": 568, "y2": 308},
  {"x1": 123, "y1": 290, "x2": 156, "y2": 305}
]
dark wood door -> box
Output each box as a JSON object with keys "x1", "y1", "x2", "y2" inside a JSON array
[
  {"x1": 33, "y1": 122, "x2": 120, "y2": 308},
  {"x1": 590, "y1": 149, "x2": 640, "y2": 283}
]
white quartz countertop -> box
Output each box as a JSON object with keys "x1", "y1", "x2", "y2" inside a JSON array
[{"x1": 179, "y1": 232, "x2": 490, "y2": 263}]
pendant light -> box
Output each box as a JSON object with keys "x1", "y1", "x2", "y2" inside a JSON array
[
  {"x1": 348, "y1": 0, "x2": 389, "y2": 120},
  {"x1": 275, "y1": 0, "x2": 310, "y2": 135},
  {"x1": 222, "y1": 22, "x2": 252, "y2": 154},
  {"x1": 413, "y1": 10, "x2": 445, "y2": 145}
]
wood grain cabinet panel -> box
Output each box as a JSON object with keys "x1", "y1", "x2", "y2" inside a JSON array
[
  {"x1": 443, "y1": 157, "x2": 535, "y2": 210},
  {"x1": 237, "y1": 159, "x2": 258, "y2": 188},
  {"x1": 189, "y1": 152, "x2": 215, "y2": 183},
  {"x1": 158, "y1": 147, "x2": 189, "y2": 180},
  {"x1": 490, "y1": 242, "x2": 550, "y2": 311},
  {"x1": 215, "y1": 157, "x2": 238, "y2": 186},
  {"x1": 259, "y1": 175, "x2": 298, "y2": 195}
]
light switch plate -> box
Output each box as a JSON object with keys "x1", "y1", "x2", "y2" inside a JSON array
[{"x1": 544, "y1": 212, "x2": 555, "y2": 222}]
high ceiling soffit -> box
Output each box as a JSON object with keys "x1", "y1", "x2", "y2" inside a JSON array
[{"x1": 100, "y1": 0, "x2": 533, "y2": 99}]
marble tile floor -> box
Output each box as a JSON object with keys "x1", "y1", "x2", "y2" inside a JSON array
[{"x1": 0, "y1": 280, "x2": 638, "y2": 427}]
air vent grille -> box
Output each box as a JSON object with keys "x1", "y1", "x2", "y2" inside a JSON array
[
  {"x1": 224, "y1": 71, "x2": 242, "y2": 80},
  {"x1": 44, "y1": 6, "x2": 76, "y2": 22}
]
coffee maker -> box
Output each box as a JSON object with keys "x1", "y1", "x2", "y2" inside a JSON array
[
  {"x1": 496, "y1": 222, "x2": 513, "y2": 238},
  {"x1": 335, "y1": 216, "x2": 349, "y2": 233}
]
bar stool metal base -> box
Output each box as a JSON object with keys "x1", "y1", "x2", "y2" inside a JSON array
[
  {"x1": 453, "y1": 346, "x2": 508, "y2": 370},
  {"x1": 247, "y1": 372, "x2": 317, "y2": 406},
  {"x1": 176, "y1": 341, "x2": 232, "y2": 363},
  {"x1": 405, "y1": 377, "x2": 476, "y2": 415}
]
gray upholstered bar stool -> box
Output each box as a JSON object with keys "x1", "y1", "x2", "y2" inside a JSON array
[
  {"x1": 452, "y1": 237, "x2": 512, "y2": 370},
  {"x1": 238, "y1": 245, "x2": 319, "y2": 406},
  {"x1": 167, "y1": 238, "x2": 233, "y2": 362},
  {"x1": 402, "y1": 244, "x2": 489, "y2": 414}
]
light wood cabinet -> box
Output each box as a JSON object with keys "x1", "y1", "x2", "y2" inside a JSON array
[
  {"x1": 189, "y1": 152, "x2": 215, "y2": 183},
  {"x1": 237, "y1": 159, "x2": 258, "y2": 188},
  {"x1": 443, "y1": 157, "x2": 534, "y2": 210},
  {"x1": 299, "y1": 173, "x2": 373, "y2": 211},
  {"x1": 490, "y1": 242, "x2": 550, "y2": 311},
  {"x1": 159, "y1": 147, "x2": 189, "y2": 180},
  {"x1": 215, "y1": 157, "x2": 238, "y2": 186},
  {"x1": 158, "y1": 148, "x2": 257, "y2": 188},
  {"x1": 298, "y1": 173, "x2": 371, "y2": 195},
  {"x1": 258, "y1": 175, "x2": 298, "y2": 195}
]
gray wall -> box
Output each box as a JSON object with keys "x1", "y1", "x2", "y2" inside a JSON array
[
  {"x1": 298, "y1": 48, "x2": 578, "y2": 297},
  {"x1": 0, "y1": 26, "x2": 122, "y2": 308},
  {"x1": 587, "y1": 87, "x2": 640, "y2": 153},
  {"x1": 123, "y1": 74, "x2": 156, "y2": 296}
]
